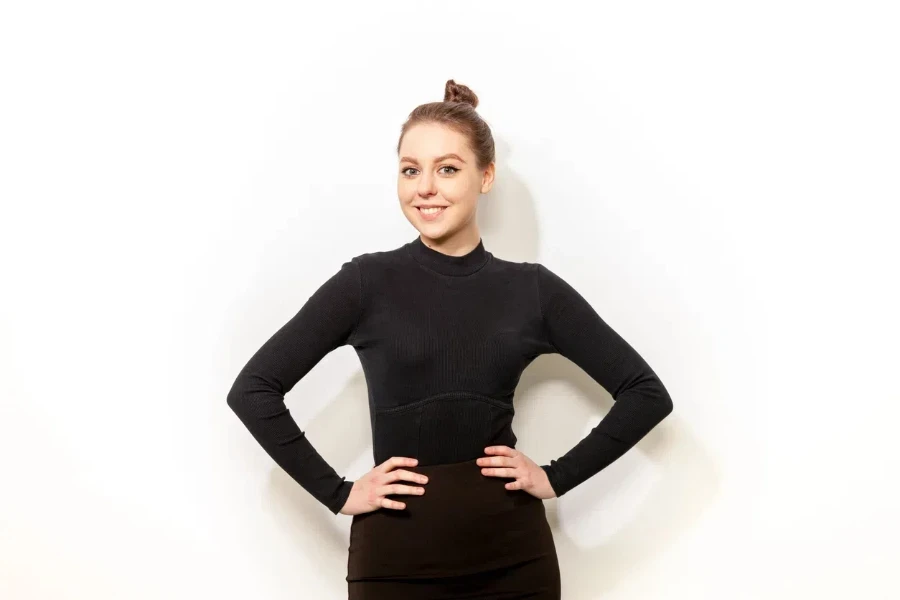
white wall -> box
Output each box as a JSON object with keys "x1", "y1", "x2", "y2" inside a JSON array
[{"x1": 2, "y1": 1, "x2": 898, "y2": 598}]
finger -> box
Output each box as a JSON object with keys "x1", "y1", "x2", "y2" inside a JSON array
[
  {"x1": 382, "y1": 483, "x2": 425, "y2": 496},
  {"x1": 481, "y1": 467, "x2": 518, "y2": 479},
  {"x1": 380, "y1": 456, "x2": 418, "y2": 472},
  {"x1": 477, "y1": 455, "x2": 514, "y2": 467},
  {"x1": 388, "y1": 469, "x2": 429, "y2": 484},
  {"x1": 505, "y1": 479, "x2": 523, "y2": 490},
  {"x1": 484, "y1": 446, "x2": 517, "y2": 457},
  {"x1": 380, "y1": 497, "x2": 406, "y2": 510}
]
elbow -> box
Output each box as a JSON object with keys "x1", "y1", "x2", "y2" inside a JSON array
[
  {"x1": 641, "y1": 372, "x2": 673, "y2": 424},
  {"x1": 643, "y1": 390, "x2": 672, "y2": 428},
  {"x1": 655, "y1": 379, "x2": 674, "y2": 422},
  {"x1": 226, "y1": 376, "x2": 248, "y2": 416},
  {"x1": 635, "y1": 370, "x2": 674, "y2": 421},
  {"x1": 226, "y1": 371, "x2": 282, "y2": 420},
  {"x1": 661, "y1": 392, "x2": 674, "y2": 420}
]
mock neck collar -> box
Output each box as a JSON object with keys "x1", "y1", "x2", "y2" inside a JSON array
[{"x1": 406, "y1": 235, "x2": 491, "y2": 276}]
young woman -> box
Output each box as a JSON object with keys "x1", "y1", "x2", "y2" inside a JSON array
[{"x1": 227, "y1": 79, "x2": 674, "y2": 599}]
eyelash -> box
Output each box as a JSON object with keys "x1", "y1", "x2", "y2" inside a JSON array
[{"x1": 401, "y1": 166, "x2": 459, "y2": 177}]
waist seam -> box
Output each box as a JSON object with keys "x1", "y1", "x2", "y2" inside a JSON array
[{"x1": 376, "y1": 391, "x2": 513, "y2": 415}]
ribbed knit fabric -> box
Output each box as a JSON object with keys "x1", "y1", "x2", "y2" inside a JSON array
[{"x1": 226, "y1": 235, "x2": 673, "y2": 515}]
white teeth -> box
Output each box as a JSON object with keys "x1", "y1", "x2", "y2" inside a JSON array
[{"x1": 420, "y1": 207, "x2": 445, "y2": 214}]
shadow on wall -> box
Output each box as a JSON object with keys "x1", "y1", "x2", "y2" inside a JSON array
[{"x1": 256, "y1": 138, "x2": 720, "y2": 599}]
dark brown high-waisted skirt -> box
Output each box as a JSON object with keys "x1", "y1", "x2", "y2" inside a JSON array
[{"x1": 346, "y1": 457, "x2": 561, "y2": 599}]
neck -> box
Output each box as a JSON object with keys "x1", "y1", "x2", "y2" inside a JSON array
[
  {"x1": 407, "y1": 232, "x2": 491, "y2": 276},
  {"x1": 422, "y1": 224, "x2": 481, "y2": 252}
]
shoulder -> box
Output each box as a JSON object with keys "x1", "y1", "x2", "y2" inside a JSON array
[
  {"x1": 352, "y1": 246, "x2": 404, "y2": 264},
  {"x1": 495, "y1": 259, "x2": 587, "y2": 309},
  {"x1": 339, "y1": 240, "x2": 415, "y2": 297},
  {"x1": 346, "y1": 240, "x2": 409, "y2": 274},
  {"x1": 490, "y1": 256, "x2": 566, "y2": 291},
  {"x1": 489, "y1": 253, "x2": 541, "y2": 273}
]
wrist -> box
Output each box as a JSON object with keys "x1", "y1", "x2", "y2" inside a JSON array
[{"x1": 540, "y1": 465, "x2": 560, "y2": 498}]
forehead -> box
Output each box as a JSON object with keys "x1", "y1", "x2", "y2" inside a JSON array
[{"x1": 399, "y1": 123, "x2": 473, "y2": 160}]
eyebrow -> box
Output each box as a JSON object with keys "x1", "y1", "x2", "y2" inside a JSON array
[{"x1": 400, "y1": 153, "x2": 467, "y2": 165}]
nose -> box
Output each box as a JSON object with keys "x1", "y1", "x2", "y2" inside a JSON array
[{"x1": 417, "y1": 171, "x2": 437, "y2": 197}]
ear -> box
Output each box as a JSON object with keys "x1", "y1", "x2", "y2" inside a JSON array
[{"x1": 480, "y1": 162, "x2": 496, "y2": 194}]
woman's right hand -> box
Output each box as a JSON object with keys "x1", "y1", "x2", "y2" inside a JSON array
[{"x1": 339, "y1": 456, "x2": 428, "y2": 516}]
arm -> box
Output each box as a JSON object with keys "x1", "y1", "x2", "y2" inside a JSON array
[
  {"x1": 535, "y1": 263, "x2": 673, "y2": 498},
  {"x1": 226, "y1": 258, "x2": 363, "y2": 515}
]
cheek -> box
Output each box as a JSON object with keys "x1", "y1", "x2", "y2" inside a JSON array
[
  {"x1": 397, "y1": 178, "x2": 416, "y2": 199},
  {"x1": 439, "y1": 176, "x2": 478, "y2": 201}
]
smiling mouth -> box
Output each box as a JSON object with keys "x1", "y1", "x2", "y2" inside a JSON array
[{"x1": 417, "y1": 206, "x2": 447, "y2": 215}]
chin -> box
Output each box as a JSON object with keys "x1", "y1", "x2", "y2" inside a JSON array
[
  {"x1": 419, "y1": 224, "x2": 451, "y2": 237},
  {"x1": 417, "y1": 223, "x2": 455, "y2": 239}
]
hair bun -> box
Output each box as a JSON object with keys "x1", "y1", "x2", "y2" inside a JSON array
[{"x1": 443, "y1": 79, "x2": 479, "y2": 108}]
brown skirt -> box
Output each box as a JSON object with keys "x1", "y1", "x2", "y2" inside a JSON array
[{"x1": 346, "y1": 457, "x2": 561, "y2": 599}]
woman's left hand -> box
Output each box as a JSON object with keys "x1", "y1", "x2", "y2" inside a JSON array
[{"x1": 477, "y1": 446, "x2": 557, "y2": 499}]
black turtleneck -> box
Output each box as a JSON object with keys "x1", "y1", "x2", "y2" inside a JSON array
[
  {"x1": 409, "y1": 235, "x2": 490, "y2": 276},
  {"x1": 227, "y1": 236, "x2": 673, "y2": 514}
]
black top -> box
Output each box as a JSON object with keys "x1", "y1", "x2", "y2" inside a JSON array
[{"x1": 227, "y1": 236, "x2": 674, "y2": 514}]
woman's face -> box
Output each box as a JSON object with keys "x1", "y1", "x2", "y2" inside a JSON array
[{"x1": 398, "y1": 122, "x2": 494, "y2": 241}]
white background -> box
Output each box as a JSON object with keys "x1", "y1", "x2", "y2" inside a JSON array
[{"x1": 2, "y1": 1, "x2": 898, "y2": 598}]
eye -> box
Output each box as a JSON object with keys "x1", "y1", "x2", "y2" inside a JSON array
[
  {"x1": 401, "y1": 167, "x2": 418, "y2": 176},
  {"x1": 439, "y1": 166, "x2": 459, "y2": 175}
]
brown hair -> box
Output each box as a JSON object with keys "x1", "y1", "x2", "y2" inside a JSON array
[{"x1": 397, "y1": 79, "x2": 496, "y2": 171}]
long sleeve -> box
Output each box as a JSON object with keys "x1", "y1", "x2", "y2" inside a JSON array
[
  {"x1": 226, "y1": 258, "x2": 363, "y2": 515},
  {"x1": 536, "y1": 263, "x2": 673, "y2": 498}
]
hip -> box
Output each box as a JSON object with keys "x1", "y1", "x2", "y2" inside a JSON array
[{"x1": 346, "y1": 457, "x2": 557, "y2": 581}]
